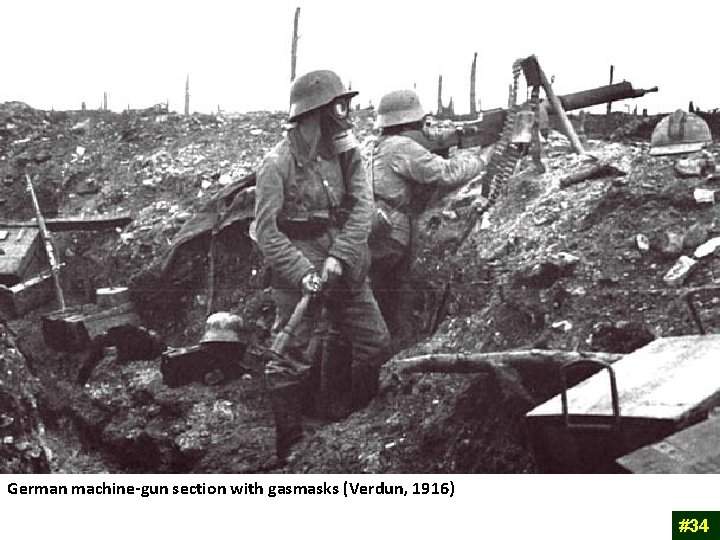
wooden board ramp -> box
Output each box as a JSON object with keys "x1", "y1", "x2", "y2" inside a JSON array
[
  {"x1": 525, "y1": 334, "x2": 720, "y2": 472},
  {"x1": 617, "y1": 413, "x2": 720, "y2": 473}
]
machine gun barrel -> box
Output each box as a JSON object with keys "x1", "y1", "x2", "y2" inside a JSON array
[
  {"x1": 554, "y1": 82, "x2": 659, "y2": 113},
  {"x1": 437, "y1": 80, "x2": 658, "y2": 152}
]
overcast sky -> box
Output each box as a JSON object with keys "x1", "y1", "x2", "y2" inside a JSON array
[{"x1": 3, "y1": 0, "x2": 715, "y2": 116}]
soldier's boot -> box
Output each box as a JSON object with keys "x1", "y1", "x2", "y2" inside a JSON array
[{"x1": 268, "y1": 381, "x2": 304, "y2": 460}]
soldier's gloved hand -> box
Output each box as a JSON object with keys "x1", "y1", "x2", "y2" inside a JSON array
[
  {"x1": 321, "y1": 256, "x2": 343, "y2": 285},
  {"x1": 301, "y1": 271, "x2": 321, "y2": 294}
]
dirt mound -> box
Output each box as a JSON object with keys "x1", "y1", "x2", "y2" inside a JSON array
[{"x1": 2, "y1": 102, "x2": 719, "y2": 473}]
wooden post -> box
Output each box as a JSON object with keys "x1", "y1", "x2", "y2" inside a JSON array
[
  {"x1": 606, "y1": 65, "x2": 614, "y2": 115},
  {"x1": 470, "y1": 52, "x2": 477, "y2": 116},
  {"x1": 103, "y1": 92, "x2": 107, "y2": 110},
  {"x1": 536, "y1": 57, "x2": 585, "y2": 154},
  {"x1": 290, "y1": 7, "x2": 300, "y2": 82},
  {"x1": 437, "y1": 75, "x2": 443, "y2": 115}
]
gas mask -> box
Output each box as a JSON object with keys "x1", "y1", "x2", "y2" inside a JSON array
[{"x1": 322, "y1": 98, "x2": 358, "y2": 154}]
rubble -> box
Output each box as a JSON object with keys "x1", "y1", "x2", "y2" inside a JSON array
[
  {"x1": 663, "y1": 256, "x2": 699, "y2": 286},
  {"x1": 0, "y1": 325, "x2": 50, "y2": 473},
  {"x1": 694, "y1": 237, "x2": 720, "y2": 258},
  {"x1": 2, "y1": 100, "x2": 720, "y2": 474},
  {"x1": 694, "y1": 188, "x2": 716, "y2": 204}
]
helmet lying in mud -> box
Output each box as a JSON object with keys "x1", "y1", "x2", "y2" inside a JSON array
[
  {"x1": 375, "y1": 89, "x2": 425, "y2": 129},
  {"x1": 650, "y1": 109, "x2": 712, "y2": 156},
  {"x1": 200, "y1": 312, "x2": 244, "y2": 343}
]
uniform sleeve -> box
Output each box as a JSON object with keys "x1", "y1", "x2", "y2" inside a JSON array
[
  {"x1": 328, "y1": 148, "x2": 373, "y2": 272},
  {"x1": 391, "y1": 139, "x2": 485, "y2": 187},
  {"x1": 254, "y1": 155, "x2": 314, "y2": 287}
]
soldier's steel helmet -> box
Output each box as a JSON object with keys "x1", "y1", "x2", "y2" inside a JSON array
[
  {"x1": 375, "y1": 89, "x2": 425, "y2": 129},
  {"x1": 200, "y1": 312, "x2": 244, "y2": 344},
  {"x1": 650, "y1": 109, "x2": 712, "y2": 156},
  {"x1": 289, "y1": 70, "x2": 358, "y2": 121}
]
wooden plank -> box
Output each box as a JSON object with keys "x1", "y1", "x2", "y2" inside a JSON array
[
  {"x1": 0, "y1": 214, "x2": 132, "y2": 232},
  {"x1": 527, "y1": 335, "x2": 720, "y2": 421},
  {"x1": 617, "y1": 413, "x2": 720, "y2": 473}
]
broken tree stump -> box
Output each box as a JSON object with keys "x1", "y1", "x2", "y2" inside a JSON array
[{"x1": 387, "y1": 349, "x2": 623, "y2": 375}]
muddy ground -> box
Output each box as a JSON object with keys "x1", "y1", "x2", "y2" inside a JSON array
[{"x1": 1, "y1": 102, "x2": 718, "y2": 473}]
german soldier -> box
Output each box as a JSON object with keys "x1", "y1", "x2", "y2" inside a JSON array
[
  {"x1": 255, "y1": 70, "x2": 390, "y2": 459},
  {"x1": 367, "y1": 89, "x2": 486, "y2": 342}
]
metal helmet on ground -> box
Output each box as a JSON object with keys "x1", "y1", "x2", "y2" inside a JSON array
[
  {"x1": 650, "y1": 109, "x2": 712, "y2": 156},
  {"x1": 375, "y1": 89, "x2": 425, "y2": 129},
  {"x1": 200, "y1": 312, "x2": 244, "y2": 343},
  {"x1": 289, "y1": 70, "x2": 358, "y2": 121}
]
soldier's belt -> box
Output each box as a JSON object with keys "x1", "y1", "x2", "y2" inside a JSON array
[{"x1": 278, "y1": 217, "x2": 331, "y2": 239}]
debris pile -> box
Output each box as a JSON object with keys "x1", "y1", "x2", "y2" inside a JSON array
[
  {"x1": 1, "y1": 100, "x2": 719, "y2": 473},
  {"x1": 0, "y1": 324, "x2": 50, "y2": 473}
]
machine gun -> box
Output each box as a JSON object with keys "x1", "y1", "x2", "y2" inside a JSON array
[{"x1": 424, "y1": 81, "x2": 658, "y2": 156}]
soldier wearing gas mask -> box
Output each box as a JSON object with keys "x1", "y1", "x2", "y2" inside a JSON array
[{"x1": 254, "y1": 70, "x2": 390, "y2": 460}]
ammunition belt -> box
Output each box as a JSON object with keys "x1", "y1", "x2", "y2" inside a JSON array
[{"x1": 456, "y1": 60, "x2": 525, "y2": 247}]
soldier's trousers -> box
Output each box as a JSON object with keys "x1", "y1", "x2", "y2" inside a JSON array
[{"x1": 265, "y1": 278, "x2": 390, "y2": 456}]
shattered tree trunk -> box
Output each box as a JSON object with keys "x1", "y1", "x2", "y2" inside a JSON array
[
  {"x1": 185, "y1": 75, "x2": 190, "y2": 116},
  {"x1": 470, "y1": 52, "x2": 477, "y2": 116},
  {"x1": 290, "y1": 7, "x2": 300, "y2": 82},
  {"x1": 388, "y1": 350, "x2": 623, "y2": 374},
  {"x1": 606, "y1": 65, "x2": 614, "y2": 115},
  {"x1": 437, "y1": 75, "x2": 443, "y2": 115}
]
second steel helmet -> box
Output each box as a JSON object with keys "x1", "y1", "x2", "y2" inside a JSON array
[
  {"x1": 289, "y1": 70, "x2": 358, "y2": 121},
  {"x1": 650, "y1": 109, "x2": 712, "y2": 156},
  {"x1": 200, "y1": 312, "x2": 244, "y2": 344},
  {"x1": 375, "y1": 90, "x2": 425, "y2": 129}
]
